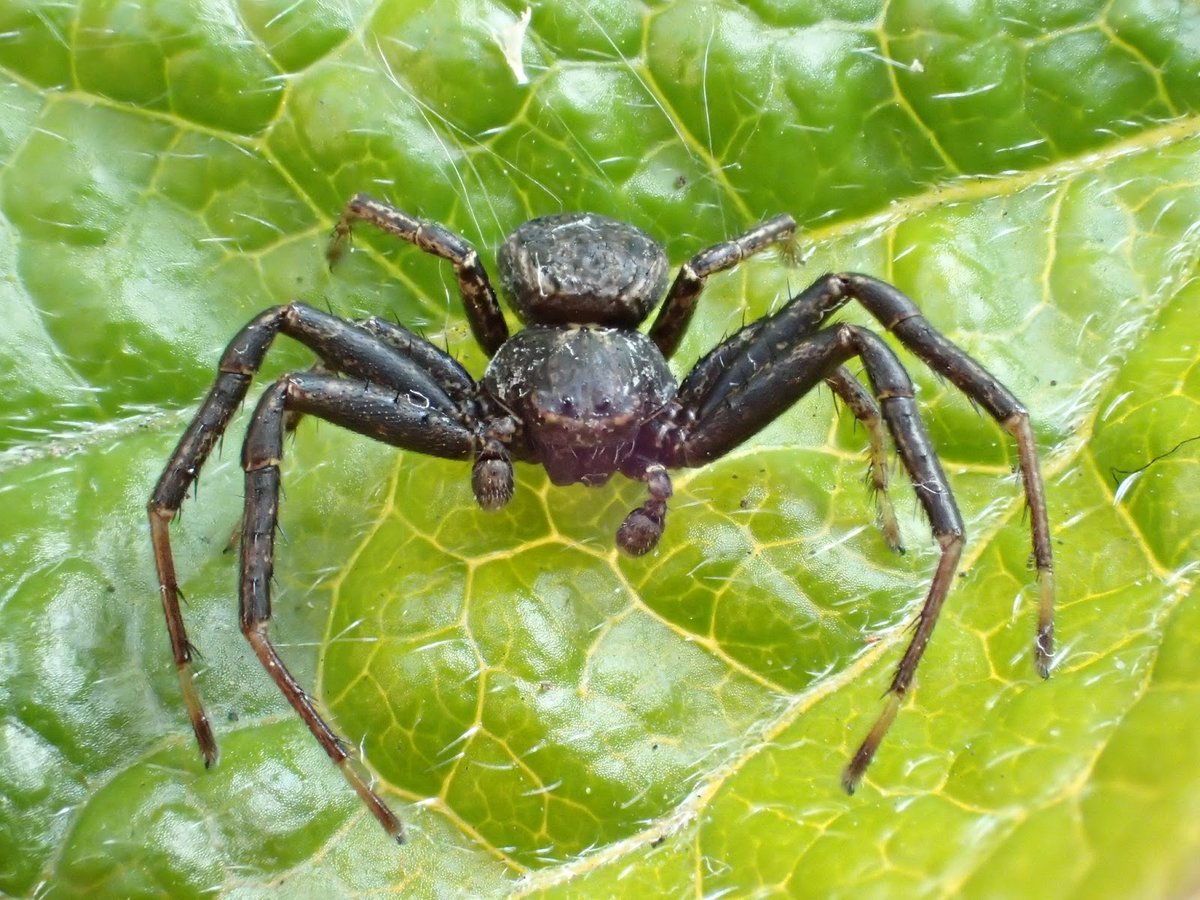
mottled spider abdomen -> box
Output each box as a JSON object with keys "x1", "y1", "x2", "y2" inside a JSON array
[
  {"x1": 497, "y1": 213, "x2": 669, "y2": 327},
  {"x1": 482, "y1": 325, "x2": 676, "y2": 485}
]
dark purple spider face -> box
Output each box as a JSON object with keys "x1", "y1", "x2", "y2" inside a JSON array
[
  {"x1": 497, "y1": 212, "x2": 670, "y2": 327},
  {"x1": 482, "y1": 325, "x2": 676, "y2": 486}
]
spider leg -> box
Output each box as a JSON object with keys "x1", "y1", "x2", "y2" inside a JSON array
[
  {"x1": 825, "y1": 368, "x2": 903, "y2": 554},
  {"x1": 667, "y1": 273, "x2": 900, "y2": 554},
  {"x1": 148, "y1": 302, "x2": 474, "y2": 767},
  {"x1": 241, "y1": 372, "x2": 474, "y2": 842},
  {"x1": 844, "y1": 274, "x2": 1053, "y2": 671},
  {"x1": 653, "y1": 351, "x2": 900, "y2": 555},
  {"x1": 664, "y1": 322, "x2": 965, "y2": 793},
  {"x1": 356, "y1": 316, "x2": 477, "y2": 409},
  {"x1": 683, "y1": 272, "x2": 1053, "y2": 675},
  {"x1": 354, "y1": 314, "x2": 523, "y2": 507},
  {"x1": 278, "y1": 317, "x2": 477, "y2": 439},
  {"x1": 328, "y1": 194, "x2": 509, "y2": 356},
  {"x1": 648, "y1": 214, "x2": 796, "y2": 358}
]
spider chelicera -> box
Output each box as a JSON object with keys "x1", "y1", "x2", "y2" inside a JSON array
[{"x1": 149, "y1": 195, "x2": 1055, "y2": 843}]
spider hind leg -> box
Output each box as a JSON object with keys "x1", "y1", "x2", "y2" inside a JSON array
[
  {"x1": 239, "y1": 371, "x2": 475, "y2": 842},
  {"x1": 327, "y1": 193, "x2": 509, "y2": 356},
  {"x1": 148, "y1": 302, "x2": 479, "y2": 840}
]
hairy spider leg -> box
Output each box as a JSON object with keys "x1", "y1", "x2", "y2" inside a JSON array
[
  {"x1": 328, "y1": 193, "x2": 510, "y2": 356},
  {"x1": 666, "y1": 322, "x2": 964, "y2": 793},
  {"x1": 663, "y1": 268, "x2": 1055, "y2": 788},
  {"x1": 276, "y1": 315, "x2": 480, "y2": 441},
  {"x1": 676, "y1": 272, "x2": 1054, "y2": 672},
  {"x1": 356, "y1": 316, "x2": 477, "y2": 408},
  {"x1": 241, "y1": 372, "x2": 474, "y2": 842},
  {"x1": 649, "y1": 213, "x2": 797, "y2": 359},
  {"x1": 148, "y1": 303, "x2": 477, "y2": 838},
  {"x1": 824, "y1": 368, "x2": 904, "y2": 554},
  {"x1": 800, "y1": 273, "x2": 1053, "y2": 671},
  {"x1": 354, "y1": 315, "x2": 520, "y2": 507}
]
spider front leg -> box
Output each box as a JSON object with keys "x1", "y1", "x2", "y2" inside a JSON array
[
  {"x1": 241, "y1": 372, "x2": 475, "y2": 841},
  {"x1": 149, "y1": 302, "x2": 473, "y2": 768},
  {"x1": 328, "y1": 193, "x2": 509, "y2": 355},
  {"x1": 677, "y1": 272, "x2": 1054, "y2": 675},
  {"x1": 656, "y1": 251, "x2": 900, "y2": 549},
  {"x1": 810, "y1": 274, "x2": 1053, "y2": 672},
  {"x1": 665, "y1": 322, "x2": 966, "y2": 792}
]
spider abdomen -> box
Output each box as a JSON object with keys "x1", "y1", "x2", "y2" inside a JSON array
[
  {"x1": 497, "y1": 213, "x2": 669, "y2": 327},
  {"x1": 481, "y1": 325, "x2": 676, "y2": 485}
]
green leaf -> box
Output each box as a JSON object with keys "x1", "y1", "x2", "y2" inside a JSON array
[{"x1": 2, "y1": 1, "x2": 1198, "y2": 896}]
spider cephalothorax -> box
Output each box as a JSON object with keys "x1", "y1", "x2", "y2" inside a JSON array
[{"x1": 149, "y1": 194, "x2": 1055, "y2": 843}]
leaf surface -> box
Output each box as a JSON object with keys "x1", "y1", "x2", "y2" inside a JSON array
[{"x1": 1, "y1": 1, "x2": 1198, "y2": 897}]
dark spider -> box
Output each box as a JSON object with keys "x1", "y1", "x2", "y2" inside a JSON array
[{"x1": 149, "y1": 195, "x2": 1055, "y2": 843}]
